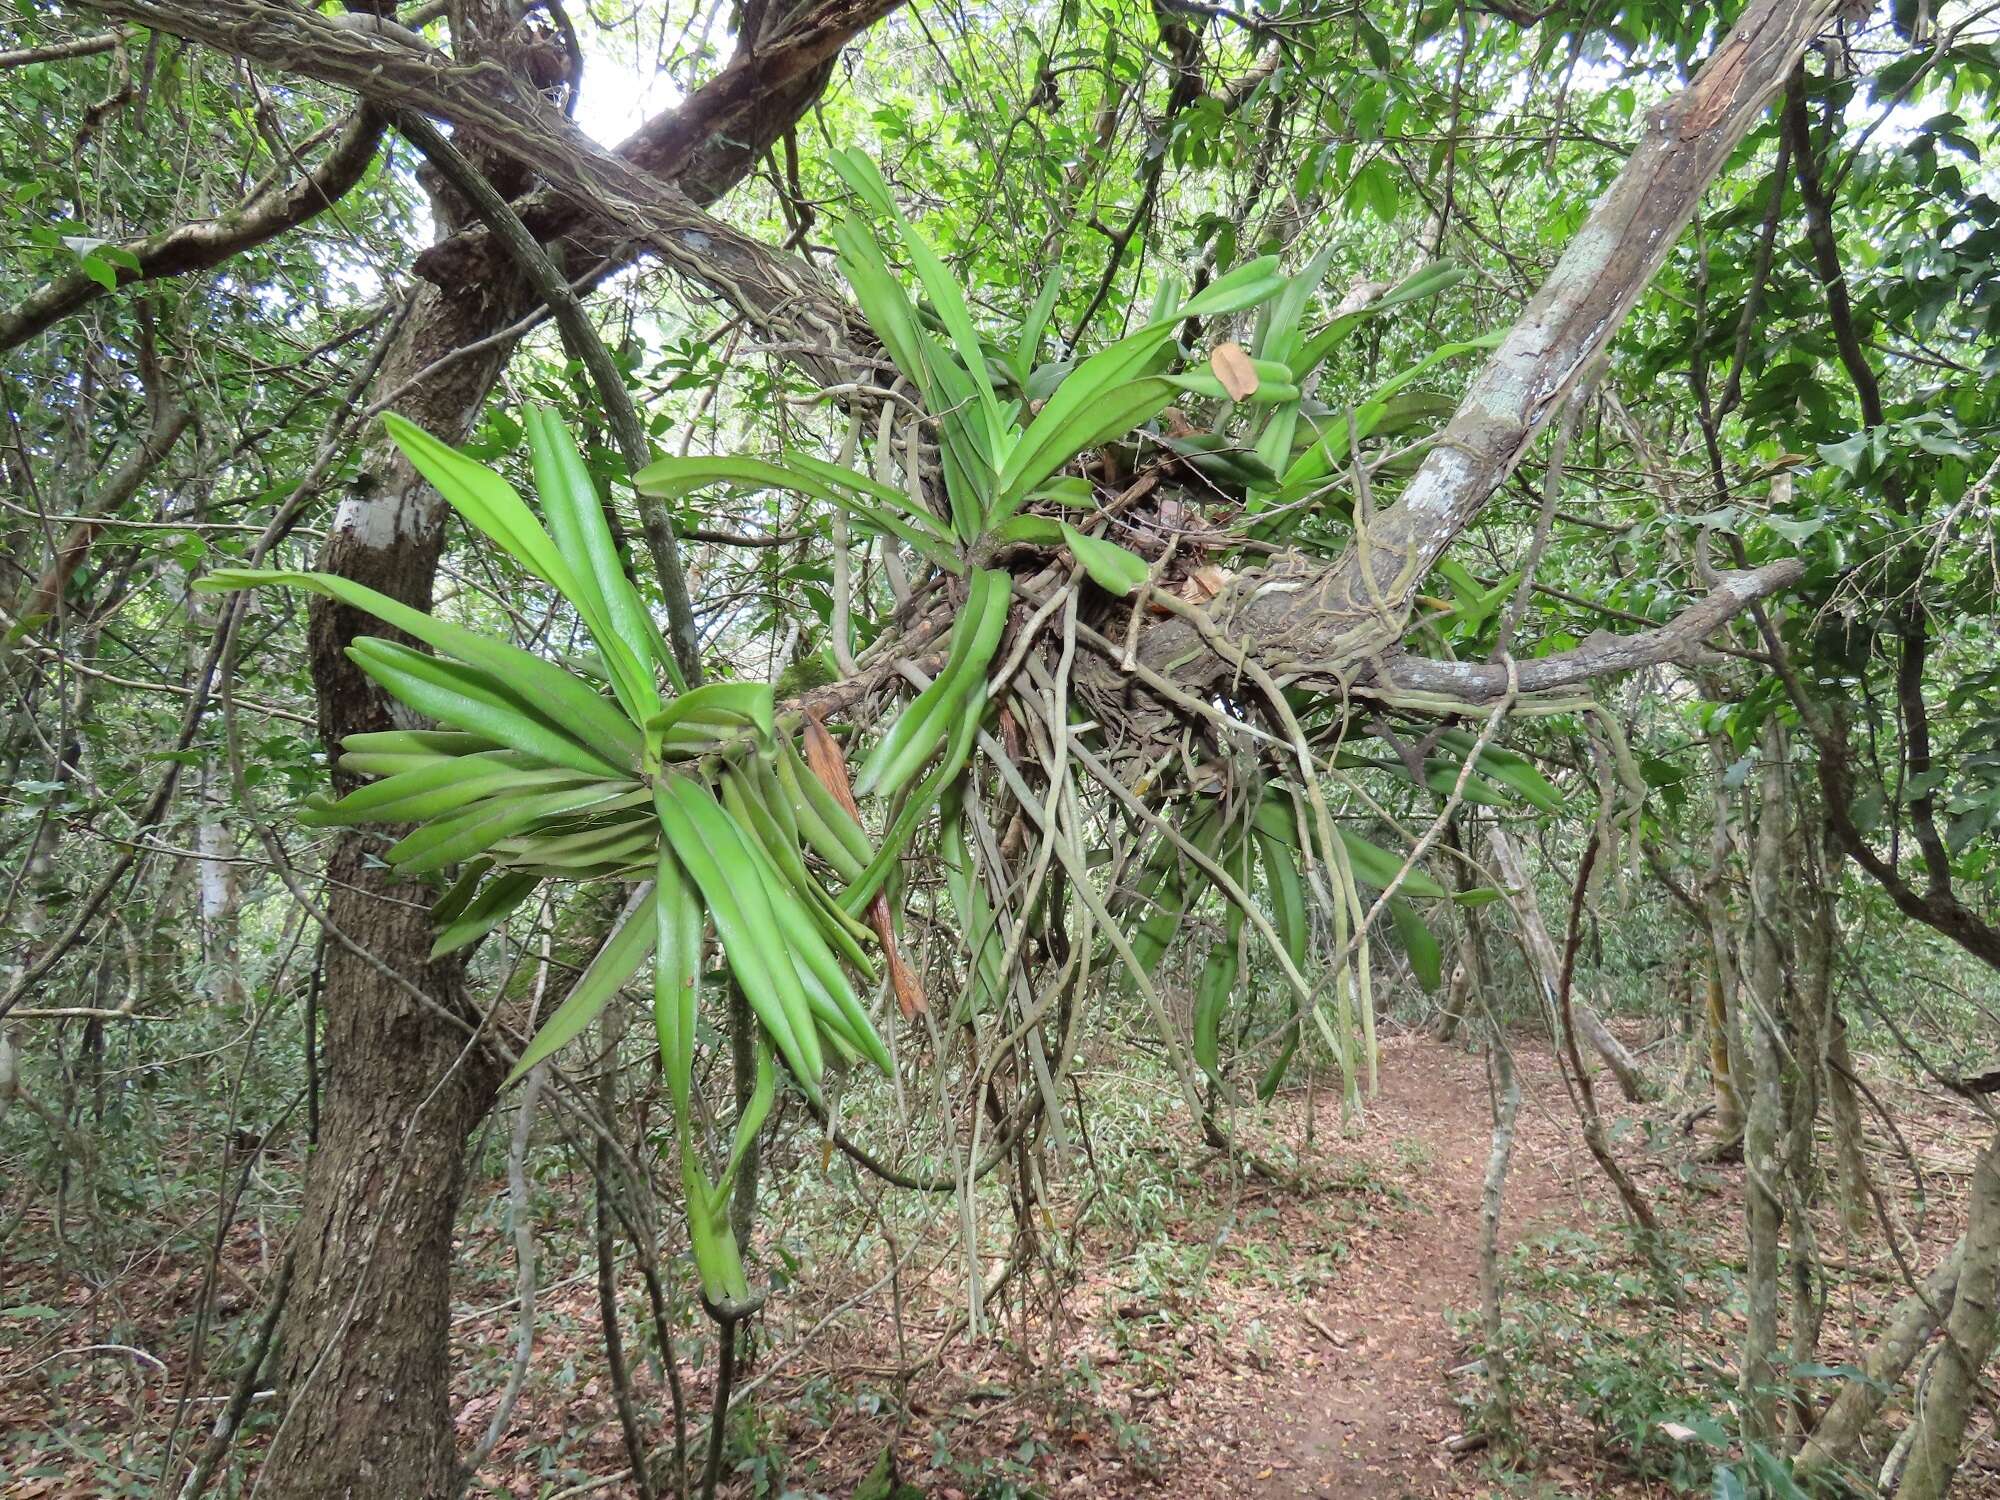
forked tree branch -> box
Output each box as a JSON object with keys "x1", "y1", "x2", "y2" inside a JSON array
[
  {"x1": 82, "y1": 0, "x2": 1841, "y2": 721},
  {"x1": 1370, "y1": 561, "x2": 1804, "y2": 702},
  {"x1": 1132, "y1": 0, "x2": 1841, "y2": 694},
  {"x1": 0, "y1": 107, "x2": 388, "y2": 352},
  {"x1": 74, "y1": 0, "x2": 881, "y2": 368}
]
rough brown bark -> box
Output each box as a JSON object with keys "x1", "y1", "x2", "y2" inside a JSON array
[
  {"x1": 142, "y1": 4, "x2": 895, "y2": 1493},
  {"x1": 264, "y1": 262, "x2": 523, "y2": 1499}
]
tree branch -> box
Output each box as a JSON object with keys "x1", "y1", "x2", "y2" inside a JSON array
[
  {"x1": 76, "y1": 0, "x2": 883, "y2": 371},
  {"x1": 1133, "y1": 0, "x2": 1841, "y2": 695},
  {"x1": 1366, "y1": 561, "x2": 1803, "y2": 702},
  {"x1": 1, "y1": 30, "x2": 125, "y2": 67},
  {"x1": 0, "y1": 106, "x2": 388, "y2": 352},
  {"x1": 395, "y1": 110, "x2": 704, "y2": 685}
]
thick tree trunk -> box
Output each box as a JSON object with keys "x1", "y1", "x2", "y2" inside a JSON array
[
  {"x1": 1893, "y1": 1128, "x2": 2000, "y2": 1499},
  {"x1": 236, "y1": 7, "x2": 884, "y2": 1490},
  {"x1": 1705, "y1": 972, "x2": 1746, "y2": 1137},
  {"x1": 270, "y1": 847, "x2": 503, "y2": 1498},
  {"x1": 266, "y1": 269, "x2": 525, "y2": 1499}
]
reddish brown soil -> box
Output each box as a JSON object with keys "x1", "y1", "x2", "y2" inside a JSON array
[
  {"x1": 1242, "y1": 1032, "x2": 1593, "y2": 1498},
  {"x1": 6, "y1": 1029, "x2": 1996, "y2": 1498}
]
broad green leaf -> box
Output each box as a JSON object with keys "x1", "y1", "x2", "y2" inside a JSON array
[
  {"x1": 635, "y1": 453, "x2": 963, "y2": 571},
  {"x1": 346, "y1": 637, "x2": 631, "y2": 779},
  {"x1": 1389, "y1": 897, "x2": 1443, "y2": 992},
  {"x1": 1337, "y1": 828, "x2": 1449, "y2": 899},
  {"x1": 992, "y1": 375, "x2": 1179, "y2": 519},
  {"x1": 384, "y1": 783, "x2": 648, "y2": 874},
  {"x1": 432, "y1": 871, "x2": 543, "y2": 958},
  {"x1": 999, "y1": 324, "x2": 1178, "y2": 504},
  {"x1": 1177, "y1": 256, "x2": 1284, "y2": 318},
  {"x1": 991, "y1": 515, "x2": 1065, "y2": 546},
  {"x1": 382, "y1": 414, "x2": 575, "y2": 594},
  {"x1": 1060, "y1": 523, "x2": 1150, "y2": 597},
  {"x1": 1015, "y1": 269, "x2": 1064, "y2": 384}
]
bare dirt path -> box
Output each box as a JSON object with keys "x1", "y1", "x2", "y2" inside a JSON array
[{"x1": 1240, "y1": 1031, "x2": 1603, "y2": 1499}]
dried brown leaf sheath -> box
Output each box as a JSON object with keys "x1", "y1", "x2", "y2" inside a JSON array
[{"x1": 805, "y1": 714, "x2": 926, "y2": 1017}]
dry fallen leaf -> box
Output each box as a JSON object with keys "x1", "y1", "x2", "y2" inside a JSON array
[
  {"x1": 1210, "y1": 341, "x2": 1259, "y2": 401},
  {"x1": 1182, "y1": 564, "x2": 1231, "y2": 602}
]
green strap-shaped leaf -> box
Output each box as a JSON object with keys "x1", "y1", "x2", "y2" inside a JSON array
[
  {"x1": 197, "y1": 568, "x2": 642, "y2": 769},
  {"x1": 385, "y1": 785, "x2": 648, "y2": 874},
  {"x1": 781, "y1": 450, "x2": 951, "y2": 534},
  {"x1": 345, "y1": 637, "x2": 631, "y2": 779},
  {"x1": 304, "y1": 759, "x2": 593, "y2": 828},
  {"x1": 642, "y1": 680, "x2": 774, "y2": 752},
  {"x1": 524, "y1": 407, "x2": 661, "y2": 724},
  {"x1": 1435, "y1": 729, "x2": 1565, "y2": 813},
  {"x1": 1335, "y1": 827, "x2": 1449, "y2": 900},
  {"x1": 1175, "y1": 255, "x2": 1285, "y2": 318},
  {"x1": 710, "y1": 1041, "x2": 777, "y2": 1210},
  {"x1": 1389, "y1": 897, "x2": 1443, "y2": 993},
  {"x1": 998, "y1": 326, "x2": 1176, "y2": 506},
  {"x1": 653, "y1": 843, "x2": 701, "y2": 1121},
  {"x1": 505, "y1": 885, "x2": 657, "y2": 1084},
  {"x1": 431, "y1": 870, "x2": 543, "y2": 959},
  {"x1": 634, "y1": 452, "x2": 962, "y2": 572},
  {"x1": 382, "y1": 413, "x2": 579, "y2": 595},
  {"x1": 493, "y1": 821, "x2": 657, "y2": 876},
  {"x1": 1193, "y1": 939, "x2": 1240, "y2": 1087},
  {"x1": 1255, "y1": 244, "x2": 1339, "y2": 372},
  {"x1": 655, "y1": 778, "x2": 823, "y2": 1102},
  {"x1": 1014, "y1": 269, "x2": 1064, "y2": 386},
  {"x1": 840, "y1": 681, "x2": 989, "y2": 914},
  {"x1": 830, "y1": 150, "x2": 1007, "y2": 459},
  {"x1": 1255, "y1": 830, "x2": 1309, "y2": 971},
  {"x1": 1279, "y1": 333, "x2": 1505, "y2": 495},
  {"x1": 829, "y1": 213, "x2": 933, "y2": 396},
  {"x1": 1060, "y1": 524, "x2": 1150, "y2": 597}
]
